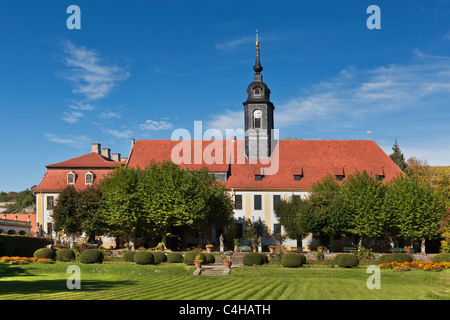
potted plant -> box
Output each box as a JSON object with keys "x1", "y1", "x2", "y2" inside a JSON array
[
  {"x1": 206, "y1": 244, "x2": 214, "y2": 253},
  {"x1": 269, "y1": 245, "x2": 276, "y2": 253},
  {"x1": 404, "y1": 246, "x2": 412, "y2": 254},
  {"x1": 251, "y1": 238, "x2": 258, "y2": 252},
  {"x1": 317, "y1": 246, "x2": 325, "y2": 253},
  {"x1": 156, "y1": 242, "x2": 165, "y2": 251},
  {"x1": 233, "y1": 239, "x2": 240, "y2": 252},
  {"x1": 194, "y1": 254, "x2": 204, "y2": 269},
  {"x1": 223, "y1": 257, "x2": 232, "y2": 269}
]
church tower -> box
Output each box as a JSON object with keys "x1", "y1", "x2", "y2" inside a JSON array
[{"x1": 243, "y1": 30, "x2": 275, "y2": 159}]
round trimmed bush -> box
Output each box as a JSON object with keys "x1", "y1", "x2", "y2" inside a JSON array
[
  {"x1": 33, "y1": 248, "x2": 56, "y2": 260},
  {"x1": 183, "y1": 252, "x2": 207, "y2": 265},
  {"x1": 431, "y1": 252, "x2": 450, "y2": 263},
  {"x1": 79, "y1": 249, "x2": 104, "y2": 264},
  {"x1": 378, "y1": 253, "x2": 413, "y2": 264},
  {"x1": 281, "y1": 253, "x2": 306, "y2": 268},
  {"x1": 259, "y1": 253, "x2": 269, "y2": 264},
  {"x1": 122, "y1": 251, "x2": 136, "y2": 262},
  {"x1": 243, "y1": 252, "x2": 264, "y2": 266},
  {"x1": 335, "y1": 254, "x2": 359, "y2": 268},
  {"x1": 167, "y1": 252, "x2": 183, "y2": 263},
  {"x1": 56, "y1": 249, "x2": 75, "y2": 262},
  {"x1": 134, "y1": 251, "x2": 154, "y2": 265},
  {"x1": 152, "y1": 251, "x2": 167, "y2": 264},
  {"x1": 204, "y1": 253, "x2": 215, "y2": 264}
]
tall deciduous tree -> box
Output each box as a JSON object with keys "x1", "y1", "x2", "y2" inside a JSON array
[
  {"x1": 383, "y1": 173, "x2": 446, "y2": 252},
  {"x1": 341, "y1": 170, "x2": 386, "y2": 241},
  {"x1": 51, "y1": 186, "x2": 80, "y2": 236}
]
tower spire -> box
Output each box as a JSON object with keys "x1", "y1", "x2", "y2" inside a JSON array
[{"x1": 253, "y1": 29, "x2": 263, "y2": 77}]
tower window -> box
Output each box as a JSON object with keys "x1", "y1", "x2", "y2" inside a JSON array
[{"x1": 254, "y1": 87, "x2": 262, "y2": 96}]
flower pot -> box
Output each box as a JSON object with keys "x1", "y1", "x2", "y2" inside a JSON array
[
  {"x1": 223, "y1": 260, "x2": 232, "y2": 269},
  {"x1": 269, "y1": 246, "x2": 275, "y2": 253},
  {"x1": 234, "y1": 246, "x2": 238, "y2": 253},
  {"x1": 252, "y1": 249, "x2": 257, "y2": 253},
  {"x1": 194, "y1": 260, "x2": 203, "y2": 269},
  {"x1": 317, "y1": 246, "x2": 325, "y2": 253},
  {"x1": 206, "y1": 247, "x2": 212, "y2": 253}
]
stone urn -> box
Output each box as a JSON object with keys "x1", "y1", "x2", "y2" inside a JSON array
[{"x1": 223, "y1": 259, "x2": 232, "y2": 269}]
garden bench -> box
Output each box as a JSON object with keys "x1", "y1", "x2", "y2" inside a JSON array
[
  {"x1": 343, "y1": 247, "x2": 358, "y2": 253},
  {"x1": 390, "y1": 248, "x2": 414, "y2": 253},
  {"x1": 238, "y1": 246, "x2": 251, "y2": 252}
]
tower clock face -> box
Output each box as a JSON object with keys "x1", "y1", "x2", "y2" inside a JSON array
[{"x1": 254, "y1": 110, "x2": 262, "y2": 118}]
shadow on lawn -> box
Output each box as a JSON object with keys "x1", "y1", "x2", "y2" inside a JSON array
[{"x1": 0, "y1": 264, "x2": 135, "y2": 296}]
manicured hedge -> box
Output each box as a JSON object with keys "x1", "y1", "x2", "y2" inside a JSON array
[
  {"x1": 152, "y1": 251, "x2": 167, "y2": 264},
  {"x1": 122, "y1": 251, "x2": 136, "y2": 262},
  {"x1": 34, "y1": 248, "x2": 56, "y2": 260},
  {"x1": 378, "y1": 253, "x2": 413, "y2": 264},
  {"x1": 281, "y1": 253, "x2": 306, "y2": 268},
  {"x1": 167, "y1": 252, "x2": 183, "y2": 263},
  {"x1": 184, "y1": 252, "x2": 207, "y2": 265},
  {"x1": 260, "y1": 253, "x2": 269, "y2": 264},
  {"x1": 134, "y1": 251, "x2": 154, "y2": 265},
  {"x1": 204, "y1": 253, "x2": 215, "y2": 264},
  {"x1": 56, "y1": 249, "x2": 75, "y2": 262},
  {"x1": 335, "y1": 254, "x2": 359, "y2": 268},
  {"x1": 79, "y1": 249, "x2": 104, "y2": 264},
  {"x1": 431, "y1": 252, "x2": 450, "y2": 263},
  {"x1": 0, "y1": 234, "x2": 53, "y2": 257},
  {"x1": 243, "y1": 252, "x2": 264, "y2": 266}
]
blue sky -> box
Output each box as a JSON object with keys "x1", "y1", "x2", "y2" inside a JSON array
[{"x1": 1, "y1": 0, "x2": 450, "y2": 192}]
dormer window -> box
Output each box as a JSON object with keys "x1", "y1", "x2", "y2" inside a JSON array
[
  {"x1": 254, "y1": 87, "x2": 262, "y2": 96},
  {"x1": 255, "y1": 174, "x2": 264, "y2": 181},
  {"x1": 293, "y1": 174, "x2": 302, "y2": 181},
  {"x1": 376, "y1": 174, "x2": 385, "y2": 181},
  {"x1": 335, "y1": 175, "x2": 345, "y2": 181},
  {"x1": 67, "y1": 172, "x2": 76, "y2": 185},
  {"x1": 85, "y1": 172, "x2": 94, "y2": 185}
]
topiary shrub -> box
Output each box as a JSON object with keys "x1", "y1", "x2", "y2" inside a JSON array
[
  {"x1": 56, "y1": 248, "x2": 75, "y2": 262},
  {"x1": 152, "y1": 251, "x2": 167, "y2": 264},
  {"x1": 259, "y1": 253, "x2": 269, "y2": 264},
  {"x1": 204, "y1": 253, "x2": 215, "y2": 264},
  {"x1": 33, "y1": 248, "x2": 56, "y2": 260},
  {"x1": 167, "y1": 252, "x2": 183, "y2": 263},
  {"x1": 281, "y1": 253, "x2": 305, "y2": 268},
  {"x1": 378, "y1": 253, "x2": 413, "y2": 264},
  {"x1": 335, "y1": 254, "x2": 359, "y2": 268},
  {"x1": 243, "y1": 252, "x2": 264, "y2": 266},
  {"x1": 122, "y1": 251, "x2": 136, "y2": 262},
  {"x1": 79, "y1": 249, "x2": 104, "y2": 264},
  {"x1": 431, "y1": 252, "x2": 450, "y2": 263},
  {"x1": 184, "y1": 252, "x2": 207, "y2": 265},
  {"x1": 134, "y1": 251, "x2": 154, "y2": 265}
]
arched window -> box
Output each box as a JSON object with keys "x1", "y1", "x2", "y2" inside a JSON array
[
  {"x1": 67, "y1": 172, "x2": 76, "y2": 185},
  {"x1": 85, "y1": 172, "x2": 94, "y2": 185},
  {"x1": 254, "y1": 87, "x2": 261, "y2": 95}
]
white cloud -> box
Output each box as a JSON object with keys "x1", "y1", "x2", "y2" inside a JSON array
[
  {"x1": 98, "y1": 112, "x2": 121, "y2": 119},
  {"x1": 104, "y1": 129, "x2": 133, "y2": 139},
  {"x1": 61, "y1": 41, "x2": 130, "y2": 100},
  {"x1": 45, "y1": 133, "x2": 90, "y2": 148},
  {"x1": 215, "y1": 36, "x2": 254, "y2": 53},
  {"x1": 139, "y1": 120, "x2": 174, "y2": 131},
  {"x1": 61, "y1": 110, "x2": 84, "y2": 124}
]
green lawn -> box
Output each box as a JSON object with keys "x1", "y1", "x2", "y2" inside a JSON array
[{"x1": 0, "y1": 262, "x2": 449, "y2": 300}]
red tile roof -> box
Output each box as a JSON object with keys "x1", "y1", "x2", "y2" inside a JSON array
[
  {"x1": 34, "y1": 152, "x2": 123, "y2": 192},
  {"x1": 128, "y1": 139, "x2": 403, "y2": 190},
  {"x1": 35, "y1": 139, "x2": 403, "y2": 192}
]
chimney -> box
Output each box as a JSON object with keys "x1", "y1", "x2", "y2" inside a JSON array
[
  {"x1": 112, "y1": 153, "x2": 121, "y2": 162},
  {"x1": 91, "y1": 143, "x2": 101, "y2": 155},
  {"x1": 101, "y1": 148, "x2": 111, "y2": 160}
]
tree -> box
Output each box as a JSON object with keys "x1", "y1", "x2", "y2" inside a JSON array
[
  {"x1": 274, "y1": 196, "x2": 307, "y2": 243},
  {"x1": 341, "y1": 170, "x2": 387, "y2": 241},
  {"x1": 77, "y1": 186, "x2": 106, "y2": 243},
  {"x1": 51, "y1": 186, "x2": 80, "y2": 236},
  {"x1": 383, "y1": 173, "x2": 447, "y2": 252},
  {"x1": 389, "y1": 138, "x2": 408, "y2": 172},
  {"x1": 100, "y1": 165, "x2": 144, "y2": 244},
  {"x1": 406, "y1": 156, "x2": 431, "y2": 181}
]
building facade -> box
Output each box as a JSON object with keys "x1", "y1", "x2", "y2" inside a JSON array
[{"x1": 34, "y1": 37, "x2": 403, "y2": 250}]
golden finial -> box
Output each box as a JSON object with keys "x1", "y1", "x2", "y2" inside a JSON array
[{"x1": 256, "y1": 29, "x2": 260, "y2": 47}]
